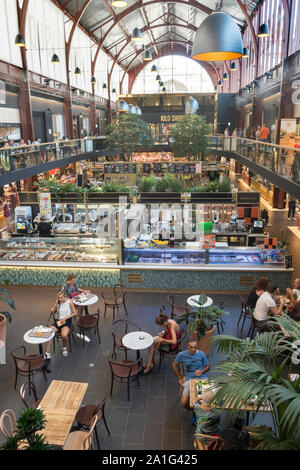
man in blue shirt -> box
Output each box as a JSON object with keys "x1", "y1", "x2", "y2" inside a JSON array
[{"x1": 172, "y1": 339, "x2": 210, "y2": 409}]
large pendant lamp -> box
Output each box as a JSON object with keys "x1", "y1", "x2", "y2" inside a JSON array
[
  {"x1": 192, "y1": 12, "x2": 243, "y2": 61},
  {"x1": 117, "y1": 100, "x2": 129, "y2": 112},
  {"x1": 51, "y1": 54, "x2": 60, "y2": 64},
  {"x1": 144, "y1": 50, "x2": 152, "y2": 61},
  {"x1": 258, "y1": 24, "x2": 270, "y2": 38},
  {"x1": 185, "y1": 97, "x2": 199, "y2": 115},
  {"x1": 112, "y1": 1, "x2": 128, "y2": 7},
  {"x1": 135, "y1": 106, "x2": 142, "y2": 116},
  {"x1": 129, "y1": 104, "x2": 137, "y2": 114},
  {"x1": 242, "y1": 47, "x2": 249, "y2": 58},
  {"x1": 151, "y1": 65, "x2": 158, "y2": 73},
  {"x1": 132, "y1": 27, "x2": 142, "y2": 42},
  {"x1": 15, "y1": 33, "x2": 26, "y2": 47}
]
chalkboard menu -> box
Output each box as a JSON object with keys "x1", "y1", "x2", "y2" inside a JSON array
[
  {"x1": 18, "y1": 192, "x2": 39, "y2": 204},
  {"x1": 104, "y1": 163, "x2": 136, "y2": 174},
  {"x1": 143, "y1": 164, "x2": 151, "y2": 173},
  {"x1": 285, "y1": 255, "x2": 293, "y2": 269},
  {"x1": 168, "y1": 163, "x2": 196, "y2": 174},
  {"x1": 237, "y1": 192, "x2": 260, "y2": 205},
  {"x1": 153, "y1": 163, "x2": 162, "y2": 173}
]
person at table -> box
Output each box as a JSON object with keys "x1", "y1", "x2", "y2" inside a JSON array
[
  {"x1": 253, "y1": 285, "x2": 285, "y2": 331},
  {"x1": 172, "y1": 339, "x2": 210, "y2": 409},
  {"x1": 143, "y1": 313, "x2": 181, "y2": 375},
  {"x1": 286, "y1": 278, "x2": 300, "y2": 306},
  {"x1": 246, "y1": 277, "x2": 269, "y2": 310},
  {"x1": 37, "y1": 216, "x2": 53, "y2": 237},
  {"x1": 193, "y1": 389, "x2": 222, "y2": 445},
  {"x1": 61, "y1": 274, "x2": 89, "y2": 314},
  {"x1": 44, "y1": 292, "x2": 76, "y2": 357}
]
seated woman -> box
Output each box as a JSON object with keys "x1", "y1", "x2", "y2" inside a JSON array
[
  {"x1": 193, "y1": 389, "x2": 222, "y2": 446},
  {"x1": 246, "y1": 277, "x2": 269, "y2": 310},
  {"x1": 143, "y1": 313, "x2": 181, "y2": 374},
  {"x1": 44, "y1": 292, "x2": 76, "y2": 357},
  {"x1": 61, "y1": 274, "x2": 89, "y2": 315}
]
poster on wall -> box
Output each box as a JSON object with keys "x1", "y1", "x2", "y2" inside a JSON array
[
  {"x1": 280, "y1": 118, "x2": 297, "y2": 147},
  {"x1": 39, "y1": 193, "x2": 52, "y2": 218}
]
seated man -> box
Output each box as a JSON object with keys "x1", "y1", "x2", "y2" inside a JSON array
[
  {"x1": 193, "y1": 389, "x2": 222, "y2": 440},
  {"x1": 286, "y1": 278, "x2": 300, "y2": 307},
  {"x1": 172, "y1": 339, "x2": 210, "y2": 409},
  {"x1": 253, "y1": 284, "x2": 285, "y2": 331}
]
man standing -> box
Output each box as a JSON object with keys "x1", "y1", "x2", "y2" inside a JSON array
[
  {"x1": 288, "y1": 196, "x2": 296, "y2": 221},
  {"x1": 172, "y1": 339, "x2": 210, "y2": 409},
  {"x1": 260, "y1": 124, "x2": 270, "y2": 143}
]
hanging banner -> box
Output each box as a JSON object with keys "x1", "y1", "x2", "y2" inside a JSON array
[{"x1": 39, "y1": 193, "x2": 52, "y2": 217}]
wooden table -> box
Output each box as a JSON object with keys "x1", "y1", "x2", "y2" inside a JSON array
[
  {"x1": 37, "y1": 380, "x2": 88, "y2": 446},
  {"x1": 189, "y1": 379, "x2": 271, "y2": 425}
]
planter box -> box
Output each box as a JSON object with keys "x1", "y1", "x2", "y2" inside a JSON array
[
  {"x1": 50, "y1": 192, "x2": 84, "y2": 203},
  {"x1": 139, "y1": 192, "x2": 182, "y2": 203},
  {"x1": 190, "y1": 192, "x2": 234, "y2": 204},
  {"x1": 86, "y1": 192, "x2": 129, "y2": 203}
]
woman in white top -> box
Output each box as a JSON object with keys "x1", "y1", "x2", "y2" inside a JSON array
[
  {"x1": 253, "y1": 285, "x2": 284, "y2": 331},
  {"x1": 45, "y1": 292, "x2": 76, "y2": 357}
]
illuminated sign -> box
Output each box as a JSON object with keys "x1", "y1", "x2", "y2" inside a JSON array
[{"x1": 160, "y1": 115, "x2": 183, "y2": 122}]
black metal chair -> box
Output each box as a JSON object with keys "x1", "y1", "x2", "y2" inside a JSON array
[
  {"x1": 111, "y1": 319, "x2": 141, "y2": 360},
  {"x1": 108, "y1": 358, "x2": 143, "y2": 401},
  {"x1": 211, "y1": 299, "x2": 226, "y2": 334},
  {"x1": 76, "y1": 310, "x2": 101, "y2": 347},
  {"x1": 75, "y1": 395, "x2": 110, "y2": 450},
  {"x1": 167, "y1": 294, "x2": 189, "y2": 326},
  {"x1": 237, "y1": 295, "x2": 252, "y2": 333},
  {"x1": 11, "y1": 346, "x2": 47, "y2": 390}
]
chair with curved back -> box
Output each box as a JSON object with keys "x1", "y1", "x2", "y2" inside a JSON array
[
  {"x1": 102, "y1": 287, "x2": 119, "y2": 322},
  {"x1": 158, "y1": 328, "x2": 187, "y2": 370},
  {"x1": 167, "y1": 294, "x2": 189, "y2": 325},
  {"x1": 0, "y1": 409, "x2": 17, "y2": 438},
  {"x1": 20, "y1": 382, "x2": 41, "y2": 409},
  {"x1": 76, "y1": 310, "x2": 101, "y2": 347},
  {"x1": 75, "y1": 395, "x2": 110, "y2": 450},
  {"x1": 47, "y1": 310, "x2": 75, "y2": 353},
  {"x1": 113, "y1": 283, "x2": 128, "y2": 317},
  {"x1": 10, "y1": 346, "x2": 47, "y2": 390},
  {"x1": 211, "y1": 299, "x2": 226, "y2": 335},
  {"x1": 111, "y1": 319, "x2": 141, "y2": 360},
  {"x1": 108, "y1": 358, "x2": 142, "y2": 401},
  {"x1": 237, "y1": 295, "x2": 252, "y2": 333},
  {"x1": 63, "y1": 414, "x2": 98, "y2": 450},
  {"x1": 194, "y1": 433, "x2": 224, "y2": 450}
]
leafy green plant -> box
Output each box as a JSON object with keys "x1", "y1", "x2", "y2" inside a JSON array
[
  {"x1": 101, "y1": 182, "x2": 129, "y2": 193},
  {"x1": 218, "y1": 177, "x2": 232, "y2": 193},
  {"x1": 170, "y1": 114, "x2": 210, "y2": 160},
  {"x1": 0, "y1": 281, "x2": 16, "y2": 322},
  {"x1": 210, "y1": 315, "x2": 300, "y2": 450},
  {"x1": 139, "y1": 176, "x2": 156, "y2": 192},
  {"x1": 155, "y1": 177, "x2": 169, "y2": 192},
  {"x1": 176, "y1": 294, "x2": 229, "y2": 339}
]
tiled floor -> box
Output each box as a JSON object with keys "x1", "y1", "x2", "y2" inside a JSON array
[{"x1": 0, "y1": 287, "x2": 276, "y2": 450}]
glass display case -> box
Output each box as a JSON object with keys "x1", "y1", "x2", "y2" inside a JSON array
[
  {"x1": 123, "y1": 245, "x2": 207, "y2": 265},
  {"x1": 0, "y1": 237, "x2": 119, "y2": 264}
]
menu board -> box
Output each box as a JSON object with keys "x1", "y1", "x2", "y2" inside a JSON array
[
  {"x1": 168, "y1": 163, "x2": 196, "y2": 174},
  {"x1": 143, "y1": 164, "x2": 151, "y2": 173},
  {"x1": 104, "y1": 163, "x2": 136, "y2": 174},
  {"x1": 153, "y1": 163, "x2": 162, "y2": 173}
]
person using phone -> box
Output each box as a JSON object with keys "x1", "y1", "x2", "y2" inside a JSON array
[{"x1": 44, "y1": 292, "x2": 76, "y2": 357}]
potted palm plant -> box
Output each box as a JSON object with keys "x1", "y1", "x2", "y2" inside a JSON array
[
  {"x1": 176, "y1": 294, "x2": 228, "y2": 356},
  {"x1": 0, "y1": 283, "x2": 16, "y2": 364},
  {"x1": 210, "y1": 315, "x2": 300, "y2": 450}
]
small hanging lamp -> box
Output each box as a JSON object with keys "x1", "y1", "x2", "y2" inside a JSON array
[
  {"x1": 51, "y1": 54, "x2": 60, "y2": 64},
  {"x1": 129, "y1": 104, "x2": 137, "y2": 114},
  {"x1": 230, "y1": 62, "x2": 237, "y2": 71},
  {"x1": 223, "y1": 72, "x2": 229, "y2": 80},
  {"x1": 102, "y1": 83, "x2": 107, "y2": 89},
  {"x1": 218, "y1": 80, "x2": 223, "y2": 87},
  {"x1": 185, "y1": 97, "x2": 199, "y2": 115},
  {"x1": 242, "y1": 47, "x2": 249, "y2": 58},
  {"x1": 151, "y1": 65, "x2": 158, "y2": 73},
  {"x1": 117, "y1": 100, "x2": 129, "y2": 112},
  {"x1": 258, "y1": 24, "x2": 270, "y2": 38},
  {"x1": 135, "y1": 106, "x2": 142, "y2": 115},
  {"x1": 15, "y1": 33, "x2": 26, "y2": 47},
  {"x1": 132, "y1": 27, "x2": 142, "y2": 42},
  {"x1": 162, "y1": 87, "x2": 166, "y2": 93},
  {"x1": 74, "y1": 67, "x2": 81, "y2": 75},
  {"x1": 144, "y1": 50, "x2": 152, "y2": 61},
  {"x1": 156, "y1": 74, "x2": 161, "y2": 81},
  {"x1": 192, "y1": 12, "x2": 243, "y2": 61},
  {"x1": 91, "y1": 76, "x2": 96, "y2": 84},
  {"x1": 112, "y1": 88, "x2": 117, "y2": 93}
]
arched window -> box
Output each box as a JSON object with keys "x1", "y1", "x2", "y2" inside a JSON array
[{"x1": 132, "y1": 55, "x2": 214, "y2": 94}]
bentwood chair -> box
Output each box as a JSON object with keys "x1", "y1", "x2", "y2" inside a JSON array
[
  {"x1": 194, "y1": 433, "x2": 224, "y2": 451},
  {"x1": 20, "y1": 382, "x2": 41, "y2": 409},
  {"x1": 158, "y1": 329, "x2": 187, "y2": 370},
  {"x1": 111, "y1": 319, "x2": 141, "y2": 360},
  {"x1": 102, "y1": 287, "x2": 119, "y2": 322},
  {"x1": 237, "y1": 295, "x2": 252, "y2": 333},
  {"x1": 113, "y1": 283, "x2": 128, "y2": 317},
  {"x1": 167, "y1": 294, "x2": 189, "y2": 324},
  {"x1": 75, "y1": 395, "x2": 110, "y2": 450},
  {"x1": 211, "y1": 300, "x2": 226, "y2": 335},
  {"x1": 76, "y1": 310, "x2": 101, "y2": 347},
  {"x1": 108, "y1": 358, "x2": 142, "y2": 401},
  {"x1": 63, "y1": 415, "x2": 98, "y2": 450},
  {"x1": 10, "y1": 346, "x2": 47, "y2": 390},
  {"x1": 0, "y1": 409, "x2": 17, "y2": 438}
]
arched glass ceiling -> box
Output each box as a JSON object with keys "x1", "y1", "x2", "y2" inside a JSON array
[{"x1": 132, "y1": 55, "x2": 214, "y2": 94}]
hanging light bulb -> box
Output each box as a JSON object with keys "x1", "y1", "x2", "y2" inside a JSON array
[
  {"x1": 112, "y1": 1, "x2": 128, "y2": 7},
  {"x1": 151, "y1": 65, "x2": 158, "y2": 73},
  {"x1": 258, "y1": 24, "x2": 270, "y2": 38},
  {"x1": 144, "y1": 50, "x2": 152, "y2": 61},
  {"x1": 242, "y1": 47, "x2": 249, "y2": 58},
  {"x1": 117, "y1": 100, "x2": 129, "y2": 112},
  {"x1": 230, "y1": 62, "x2": 237, "y2": 71},
  {"x1": 15, "y1": 33, "x2": 26, "y2": 47},
  {"x1": 132, "y1": 27, "x2": 142, "y2": 42},
  {"x1": 223, "y1": 73, "x2": 229, "y2": 80},
  {"x1": 91, "y1": 76, "x2": 96, "y2": 84},
  {"x1": 51, "y1": 54, "x2": 60, "y2": 64},
  {"x1": 185, "y1": 97, "x2": 199, "y2": 115},
  {"x1": 74, "y1": 67, "x2": 81, "y2": 75},
  {"x1": 192, "y1": 12, "x2": 243, "y2": 61}
]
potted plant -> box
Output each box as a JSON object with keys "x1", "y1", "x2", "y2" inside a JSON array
[
  {"x1": 170, "y1": 114, "x2": 210, "y2": 161},
  {"x1": 177, "y1": 294, "x2": 228, "y2": 356},
  {"x1": 210, "y1": 315, "x2": 300, "y2": 450},
  {"x1": 0, "y1": 283, "x2": 16, "y2": 364},
  {"x1": 1, "y1": 408, "x2": 52, "y2": 450}
]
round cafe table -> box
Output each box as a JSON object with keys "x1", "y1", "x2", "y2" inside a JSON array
[
  {"x1": 122, "y1": 331, "x2": 153, "y2": 362},
  {"x1": 72, "y1": 294, "x2": 98, "y2": 315},
  {"x1": 187, "y1": 295, "x2": 213, "y2": 308},
  {"x1": 24, "y1": 327, "x2": 55, "y2": 373}
]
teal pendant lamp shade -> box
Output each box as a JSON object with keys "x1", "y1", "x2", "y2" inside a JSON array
[
  {"x1": 135, "y1": 106, "x2": 142, "y2": 115},
  {"x1": 74, "y1": 67, "x2": 81, "y2": 75},
  {"x1": 15, "y1": 33, "x2": 26, "y2": 47},
  {"x1": 258, "y1": 24, "x2": 270, "y2": 37},
  {"x1": 91, "y1": 76, "x2": 96, "y2": 84},
  {"x1": 218, "y1": 80, "x2": 223, "y2": 87},
  {"x1": 112, "y1": 88, "x2": 117, "y2": 93},
  {"x1": 230, "y1": 62, "x2": 237, "y2": 71},
  {"x1": 129, "y1": 104, "x2": 137, "y2": 114},
  {"x1": 243, "y1": 47, "x2": 249, "y2": 58},
  {"x1": 144, "y1": 50, "x2": 152, "y2": 61},
  {"x1": 151, "y1": 65, "x2": 158, "y2": 73},
  {"x1": 192, "y1": 12, "x2": 243, "y2": 61},
  {"x1": 102, "y1": 83, "x2": 107, "y2": 89},
  {"x1": 117, "y1": 100, "x2": 129, "y2": 112},
  {"x1": 132, "y1": 27, "x2": 142, "y2": 41},
  {"x1": 223, "y1": 72, "x2": 229, "y2": 80},
  {"x1": 51, "y1": 54, "x2": 60, "y2": 64},
  {"x1": 185, "y1": 97, "x2": 199, "y2": 114},
  {"x1": 156, "y1": 74, "x2": 161, "y2": 81}
]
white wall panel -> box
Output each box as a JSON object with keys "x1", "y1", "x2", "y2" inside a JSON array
[
  {"x1": 0, "y1": 0, "x2": 22, "y2": 67},
  {"x1": 69, "y1": 27, "x2": 93, "y2": 93}
]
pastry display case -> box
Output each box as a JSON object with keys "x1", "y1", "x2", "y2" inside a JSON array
[{"x1": 0, "y1": 237, "x2": 119, "y2": 264}]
